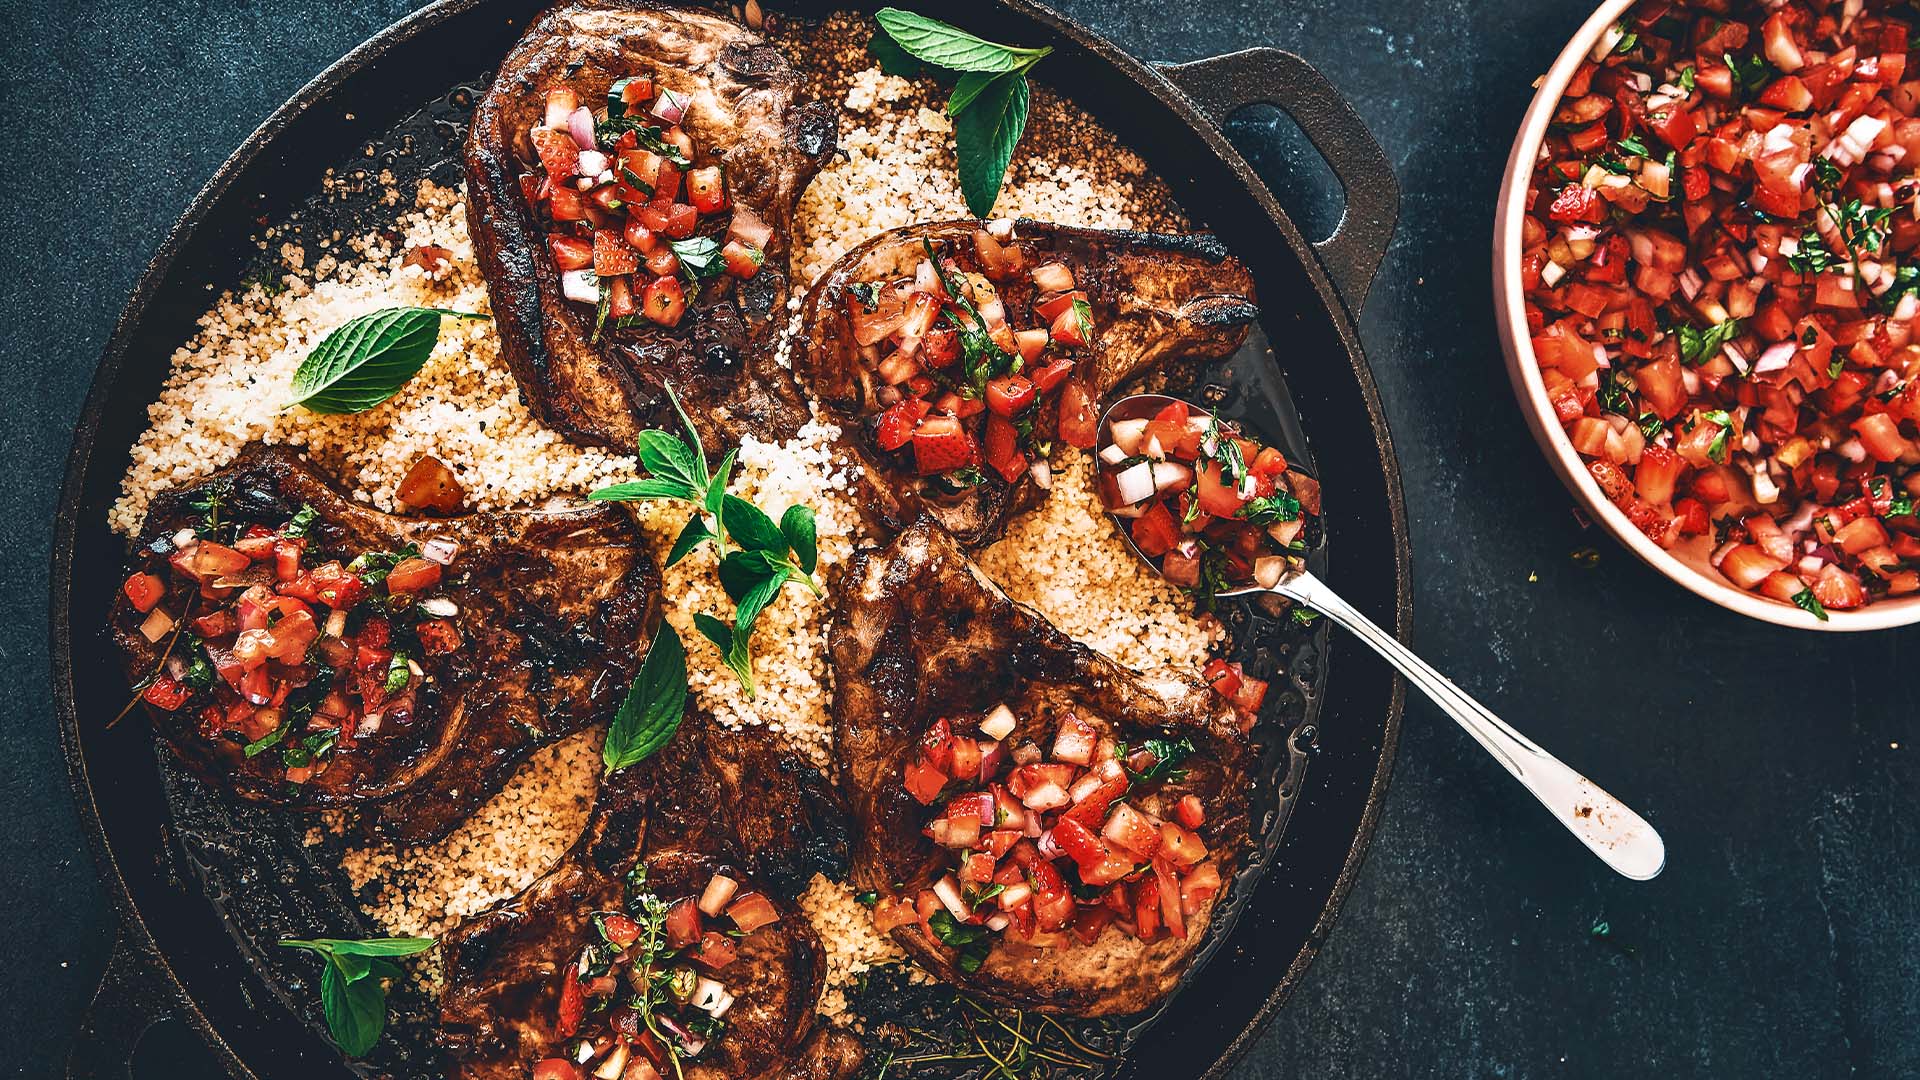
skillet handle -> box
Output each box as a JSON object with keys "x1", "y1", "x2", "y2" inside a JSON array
[
  {"x1": 1158, "y1": 48, "x2": 1400, "y2": 311},
  {"x1": 67, "y1": 931, "x2": 178, "y2": 1080}
]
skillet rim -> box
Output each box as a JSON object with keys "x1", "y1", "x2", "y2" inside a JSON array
[{"x1": 46, "y1": 0, "x2": 1410, "y2": 1075}]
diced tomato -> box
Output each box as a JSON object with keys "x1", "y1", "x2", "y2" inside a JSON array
[
  {"x1": 555, "y1": 965, "x2": 585, "y2": 1038},
  {"x1": 663, "y1": 899, "x2": 703, "y2": 949},
  {"x1": 141, "y1": 674, "x2": 192, "y2": 712},
  {"x1": 1195, "y1": 461, "x2": 1245, "y2": 517},
  {"x1": 1049, "y1": 300, "x2": 1093, "y2": 347},
  {"x1": 642, "y1": 275, "x2": 687, "y2": 327},
  {"x1": 721, "y1": 239, "x2": 764, "y2": 279},
  {"x1": 687, "y1": 165, "x2": 728, "y2": 213},
  {"x1": 726, "y1": 891, "x2": 781, "y2": 934},
  {"x1": 983, "y1": 413, "x2": 1025, "y2": 483},
  {"x1": 384, "y1": 557, "x2": 442, "y2": 594},
  {"x1": 1057, "y1": 380, "x2": 1098, "y2": 449},
  {"x1": 985, "y1": 374, "x2": 1037, "y2": 417},
  {"x1": 123, "y1": 573, "x2": 166, "y2": 613},
  {"x1": 533, "y1": 1060, "x2": 582, "y2": 1080},
  {"x1": 1174, "y1": 794, "x2": 1205, "y2": 830},
  {"x1": 1030, "y1": 357, "x2": 1074, "y2": 394},
  {"x1": 1131, "y1": 501, "x2": 1180, "y2": 557},
  {"x1": 661, "y1": 203, "x2": 699, "y2": 239},
  {"x1": 904, "y1": 758, "x2": 949, "y2": 805},
  {"x1": 690, "y1": 930, "x2": 738, "y2": 970}
]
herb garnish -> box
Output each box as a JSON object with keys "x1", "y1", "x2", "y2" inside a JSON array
[
  {"x1": 870, "y1": 9, "x2": 1052, "y2": 217},
  {"x1": 1127, "y1": 736, "x2": 1195, "y2": 785},
  {"x1": 588, "y1": 384, "x2": 821, "y2": 698},
  {"x1": 1238, "y1": 490, "x2": 1302, "y2": 526},
  {"x1": 278, "y1": 936, "x2": 436, "y2": 1057},
  {"x1": 288, "y1": 307, "x2": 489, "y2": 415},
  {"x1": 1694, "y1": 408, "x2": 1735, "y2": 463},
  {"x1": 603, "y1": 623, "x2": 688, "y2": 773},
  {"x1": 282, "y1": 504, "x2": 319, "y2": 539},
  {"x1": 1676, "y1": 317, "x2": 1742, "y2": 367},
  {"x1": 928, "y1": 909, "x2": 993, "y2": 973},
  {"x1": 595, "y1": 115, "x2": 691, "y2": 167},
  {"x1": 1790, "y1": 587, "x2": 1830, "y2": 622},
  {"x1": 667, "y1": 235, "x2": 728, "y2": 290}
]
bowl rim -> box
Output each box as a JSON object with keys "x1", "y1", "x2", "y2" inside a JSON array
[{"x1": 1491, "y1": 0, "x2": 1920, "y2": 632}]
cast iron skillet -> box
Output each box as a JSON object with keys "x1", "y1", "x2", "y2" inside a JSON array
[{"x1": 48, "y1": 1, "x2": 1409, "y2": 1077}]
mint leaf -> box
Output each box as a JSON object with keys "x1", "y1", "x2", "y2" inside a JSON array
[
  {"x1": 946, "y1": 71, "x2": 999, "y2": 116},
  {"x1": 588, "y1": 477, "x2": 703, "y2": 503},
  {"x1": 667, "y1": 516, "x2": 714, "y2": 568},
  {"x1": 602, "y1": 623, "x2": 688, "y2": 773},
  {"x1": 636, "y1": 429, "x2": 704, "y2": 491},
  {"x1": 781, "y1": 505, "x2": 818, "y2": 574},
  {"x1": 873, "y1": 9, "x2": 1051, "y2": 72},
  {"x1": 692, "y1": 612, "x2": 733, "y2": 654},
  {"x1": 953, "y1": 71, "x2": 1029, "y2": 219},
  {"x1": 718, "y1": 549, "x2": 783, "y2": 603},
  {"x1": 723, "y1": 495, "x2": 787, "y2": 553},
  {"x1": 1791, "y1": 588, "x2": 1830, "y2": 622},
  {"x1": 319, "y1": 963, "x2": 387, "y2": 1057},
  {"x1": 288, "y1": 308, "x2": 487, "y2": 415}
]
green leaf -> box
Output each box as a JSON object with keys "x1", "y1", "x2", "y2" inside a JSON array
[
  {"x1": 718, "y1": 549, "x2": 783, "y2": 603},
  {"x1": 664, "y1": 381, "x2": 708, "y2": 487},
  {"x1": 946, "y1": 71, "x2": 999, "y2": 116},
  {"x1": 723, "y1": 495, "x2": 787, "y2": 554},
  {"x1": 319, "y1": 962, "x2": 387, "y2": 1057},
  {"x1": 596, "y1": 115, "x2": 690, "y2": 166},
  {"x1": 868, "y1": 28, "x2": 938, "y2": 80},
  {"x1": 705, "y1": 448, "x2": 738, "y2": 518},
  {"x1": 1676, "y1": 318, "x2": 1742, "y2": 367},
  {"x1": 730, "y1": 565, "x2": 790, "y2": 660},
  {"x1": 667, "y1": 516, "x2": 714, "y2": 568},
  {"x1": 602, "y1": 623, "x2": 688, "y2": 773},
  {"x1": 281, "y1": 936, "x2": 437, "y2": 959},
  {"x1": 669, "y1": 236, "x2": 727, "y2": 286},
  {"x1": 1791, "y1": 588, "x2": 1830, "y2": 622},
  {"x1": 287, "y1": 307, "x2": 484, "y2": 414},
  {"x1": 952, "y1": 72, "x2": 1029, "y2": 219},
  {"x1": 636, "y1": 430, "x2": 704, "y2": 491},
  {"x1": 692, "y1": 612, "x2": 734, "y2": 654},
  {"x1": 873, "y1": 9, "x2": 1051, "y2": 72},
  {"x1": 588, "y1": 477, "x2": 703, "y2": 503},
  {"x1": 780, "y1": 505, "x2": 818, "y2": 575}
]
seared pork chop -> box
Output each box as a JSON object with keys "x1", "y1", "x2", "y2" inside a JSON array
[
  {"x1": 439, "y1": 715, "x2": 860, "y2": 1079},
  {"x1": 800, "y1": 220, "x2": 1258, "y2": 547},
  {"x1": 830, "y1": 521, "x2": 1252, "y2": 1015},
  {"x1": 108, "y1": 445, "x2": 659, "y2": 845},
  {"x1": 466, "y1": 0, "x2": 835, "y2": 451}
]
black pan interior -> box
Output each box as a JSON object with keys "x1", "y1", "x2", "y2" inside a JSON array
[{"x1": 50, "y1": 1, "x2": 1407, "y2": 1077}]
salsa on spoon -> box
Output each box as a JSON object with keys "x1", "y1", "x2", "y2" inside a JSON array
[{"x1": 1097, "y1": 393, "x2": 1666, "y2": 881}]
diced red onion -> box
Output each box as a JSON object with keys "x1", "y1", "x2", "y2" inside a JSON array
[
  {"x1": 567, "y1": 106, "x2": 597, "y2": 150},
  {"x1": 651, "y1": 89, "x2": 687, "y2": 125},
  {"x1": 1754, "y1": 341, "x2": 1797, "y2": 373},
  {"x1": 422, "y1": 537, "x2": 460, "y2": 565}
]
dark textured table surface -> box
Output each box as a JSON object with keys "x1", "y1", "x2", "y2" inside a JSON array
[{"x1": 4, "y1": 1, "x2": 1916, "y2": 1077}]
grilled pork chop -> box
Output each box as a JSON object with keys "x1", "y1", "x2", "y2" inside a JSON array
[
  {"x1": 439, "y1": 715, "x2": 860, "y2": 1079},
  {"x1": 467, "y1": 0, "x2": 835, "y2": 450},
  {"x1": 830, "y1": 521, "x2": 1252, "y2": 1015},
  {"x1": 108, "y1": 445, "x2": 659, "y2": 845},
  {"x1": 799, "y1": 220, "x2": 1258, "y2": 547}
]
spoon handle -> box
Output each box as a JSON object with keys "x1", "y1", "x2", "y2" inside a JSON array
[{"x1": 1275, "y1": 571, "x2": 1666, "y2": 881}]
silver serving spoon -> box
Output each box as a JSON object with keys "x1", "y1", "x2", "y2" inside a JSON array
[{"x1": 1097, "y1": 394, "x2": 1666, "y2": 881}]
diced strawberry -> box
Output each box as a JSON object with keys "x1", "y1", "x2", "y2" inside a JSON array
[
  {"x1": 911, "y1": 415, "x2": 974, "y2": 475},
  {"x1": 530, "y1": 126, "x2": 580, "y2": 180},
  {"x1": 592, "y1": 229, "x2": 639, "y2": 276},
  {"x1": 642, "y1": 275, "x2": 687, "y2": 327}
]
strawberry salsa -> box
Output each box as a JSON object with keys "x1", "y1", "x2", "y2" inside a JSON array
[
  {"x1": 1524, "y1": 0, "x2": 1920, "y2": 614},
  {"x1": 524, "y1": 77, "x2": 770, "y2": 333},
  {"x1": 121, "y1": 502, "x2": 462, "y2": 785},
  {"x1": 876, "y1": 706, "x2": 1225, "y2": 960},
  {"x1": 1097, "y1": 401, "x2": 1324, "y2": 604},
  {"x1": 851, "y1": 225, "x2": 1103, "y2": 492},
  {"x1": 532, "y1": 867, "x2": 778, "y2": 1080}
]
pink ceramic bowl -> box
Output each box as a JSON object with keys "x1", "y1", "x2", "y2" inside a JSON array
[{"x1": 1492, "y1": 0, "x2": 1920, "y2": 631}]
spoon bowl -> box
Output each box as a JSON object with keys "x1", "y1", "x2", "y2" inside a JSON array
[{"x1": 1096, "y1": 393, "x2": 1667, "y2": 881}]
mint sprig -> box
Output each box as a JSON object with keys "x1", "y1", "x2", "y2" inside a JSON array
[
  {"x1": 288, "y1": 307, "x2": 489, "y2": 415},
  {"x1": 587, "y1": 383, "x2": 821, "y2": 698},
  {"x1": 279, "y1": 936, "x2": 436, "y2": 1057},
  {"x1": 871, "y1": 9, "x2": 1052, "y2": 218}
]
